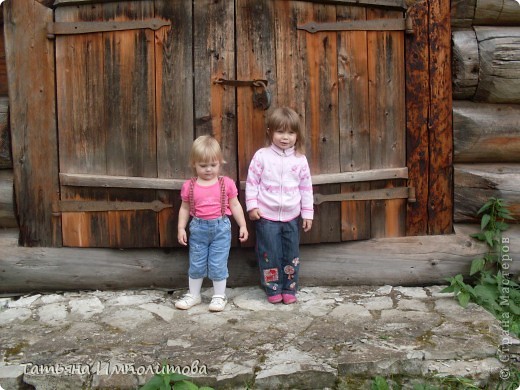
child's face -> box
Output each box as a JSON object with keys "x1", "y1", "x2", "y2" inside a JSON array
[
  {"x1": 271, "y1": 127, "x2": 297, "y2": 150},
  {"x1": 194, "y1": 160, "x2": 220, "y2": 181}
]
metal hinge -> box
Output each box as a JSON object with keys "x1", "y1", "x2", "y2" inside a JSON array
[
  {"x1": 47, "y1": 19, "x2": 171, "y2": 39},
  {"x1": 298, "y1": 17, "x2": 413, "y2": 34},
  {"x1": 52, "y1": 200, "x2": 172, "y2": 216}
]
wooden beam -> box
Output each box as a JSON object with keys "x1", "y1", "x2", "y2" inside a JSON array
[
  {"x1": 60, "y1": 172, "x2": 185, "y2": 190},
  {"x1": 314, "y1": 186, "x2": 414, "y2": 204},
  {"x1": 52, "y1": 0, "x2": 408, "y2": 11},
  {"x1": 428, "y1": 0, "x2": 453, "y2": 234},
  {"x1": 239, "y1": 167, "x2": 408, "y2": 190},
  {"x1": 4, "y1": 0, "x2": 61, "y2": 246},
  {"x1": 1, "y1": 224, "x2": 518, "y2": 293},
  {"x1": 312, "y1": 167, "x2": 408, "y2": 185},
  {"x1": 57, "y1": 200, "x2": 173, "y2": 213},
  {"x1": 405, "y1": 0, "x2": 429, "y2": 235}
]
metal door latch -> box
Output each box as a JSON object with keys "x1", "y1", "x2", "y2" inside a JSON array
[{"x1": 214, "y1": 78, "x2": 272, "y2": 110}]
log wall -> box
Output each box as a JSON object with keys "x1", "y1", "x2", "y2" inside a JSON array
[
  {"x1": 451, "y1": 0, "x2": 520, "y2": 28},
  {"x1": 451, "y1": 0, "x2": 520, "y2": 224}
]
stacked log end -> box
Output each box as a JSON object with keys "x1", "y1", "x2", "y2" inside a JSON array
[{"x1": 452, "y1": 0, "x2": 520, "y2": 224}]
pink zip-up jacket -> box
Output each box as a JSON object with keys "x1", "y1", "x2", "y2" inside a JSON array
[{"x1": 246, "y1": 144, "x2": 314, "y2": 222}]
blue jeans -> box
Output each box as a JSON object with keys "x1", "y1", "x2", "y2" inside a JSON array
[
  {"x1": 188, "y1": 216, "x2": 231, "y2": 281},
  {"x1": 254, "y1": 217, "x2": 300, "y2": 296}
]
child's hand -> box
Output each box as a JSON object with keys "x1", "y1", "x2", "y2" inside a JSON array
[
  {"x1": 248, "y1": 208, "x2": 261, "y2": 221},
  {"x1": 177, "y1": 228, "x2": 188, "y2": 246},
  {"x1": 238, "y1": 226, "x2": 249, "y2": 242},
  {"x1": 302, "y1": 219, "x2": 312, "y2": 232}
]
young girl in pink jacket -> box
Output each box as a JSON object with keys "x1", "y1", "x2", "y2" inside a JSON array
[{"x1": 246, "y1": 107, "x2": 314, "y2": 304}]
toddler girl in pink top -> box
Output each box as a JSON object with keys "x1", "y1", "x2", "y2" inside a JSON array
[
  {"x1": 246, "y1": 107, "x2": 314, "y2": 304},
  {"x1": 175, "y1": 135, "x2": 248, "y2": 312}
]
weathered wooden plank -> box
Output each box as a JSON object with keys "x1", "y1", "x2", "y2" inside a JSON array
[
  {"x1": 271, "y1": 1, "x2": 308, "y2": 241},
  {"x1": 0, "y1": 97, "x2": 10, "y2": 169},
  {"x1": 103, "y1": 1, "x2": 157, "y2": 248},
  {"x1": 0, "y1": 29, "x2": 7, "y2": 96},
  {"x1": 58, "y1": 199, "x2": 172, "y2": 212},
  {"x1": 156, "y1": 1, "x2": 193, "y2": 180},
  {"x1": 193, "y1": 0, "x2": 238, "y2": 246},
  {"x1": 454, "y1": 164, "x2": 520, "y2": 223},
  {"x1": 155, "y1": 0, "x2": 193, "y2": 247},
  {"x1": 314, "y1": 186, "x2": 412, "y2": 204},
  {"x1": 0, "y1": 169, "x2": 16, "y2": 228},
  {"x1": 272, "y1": 1, "x2": 304, "y2": 112},
  {"x1": 301, "y1": 0, "x2": 408, "y2": 10},
  {"x1": 337, "y1": 4, "x2": 371, "y2": 241},
  {"x1": 315, "y1": 167, "x2": 409, "y2": 185},
  {"x1": 405, "y1": 0, "x2": 429, "y2": 236},
  {"x1": 55, "y1": 4, "x2": 109, "y2": 247},
  {"x1": 194, "y1": 0, "x2": 235, "y2": 167},
  {"x1": 236, "y1": 0, "x2": 276, "y2": 247},
  {"x1": 4, "y1": 0, "x2": 61, "y2": 246},
  {"x1": 474, "y1": 27, "x2": 520, "y2": 104},
  {"x1": 428, "y1": 0, "x2": 453, "y2": 235},
  {"x1": 60, "y1": 173, "x2": 185, "y2": 190},
  {"x1": 2, "y1": 224, "x2": 519, "y2": 292},
  {"x1": 452, "y1": 30, "x2": 478, "y2": 100},
  {"x1": 368, "y1": 8, "x2": 406, "y2": 238},
  {"x1": 301, "y1": 3, "x2": 341, "y2": 244},
  {"x1": 239, "y1": 167, "x2": 409, "y2": 190},
  {"x1": 453, "y1": 101, "x2": 520, "y2": 163},
  {"x1": 52, "y1": 0, "x2": 408, "y2": 10},
  {"x1": 236, "y1": 0, "x2": 275, "y2": 182}
]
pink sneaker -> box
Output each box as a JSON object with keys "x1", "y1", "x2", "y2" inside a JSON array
[
  {"x1": 267, "y1": 294, "x2": 283, "y2": 304},
  {"x1": 282, "y1": 294, "x2": 297, "y2": 304}
]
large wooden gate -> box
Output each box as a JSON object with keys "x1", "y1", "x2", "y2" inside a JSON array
[{"x1": 4, "y1": 0, "x2": 453, "y2": 248}]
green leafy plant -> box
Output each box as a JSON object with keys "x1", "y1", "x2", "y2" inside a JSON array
[
  {"x1": 499, "y1": 365, "x2": 520, "y2": 389},
  {"x1": 140, "y1": 368, "x2": 214, "y2": 390},
  {"x1": 371, "y1": 376, "x2": 391, "y2": 390},
  {"x1": 442, "y1": 198, "x2": 519, "y2": 337}
]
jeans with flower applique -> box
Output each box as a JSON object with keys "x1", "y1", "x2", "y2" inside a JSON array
[{"x1": 254, "y1": 217, "x2": 300, "y2": 297}]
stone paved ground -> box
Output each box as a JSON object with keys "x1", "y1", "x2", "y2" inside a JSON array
[{"x1": 0, "y1": 285, "x2": 518, "y2": 389}]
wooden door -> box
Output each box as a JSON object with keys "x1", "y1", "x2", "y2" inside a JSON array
[
  {"x1": 236, "y1": 0, "x2": 408, "y2": 243},
  {"x1": 55, "y1": 1, "x2": 194, "y2": 248},
  {"x1": 54, "y1": 0, "x2": 407, "y2": 248}
]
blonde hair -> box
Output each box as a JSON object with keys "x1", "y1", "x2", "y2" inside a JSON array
[
  {"x1": 189, "y1": 135, "x2": 225, "y2": 167},
  {"x1": 266, "y1": 107, "x2": 305, "y2": 155}
]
